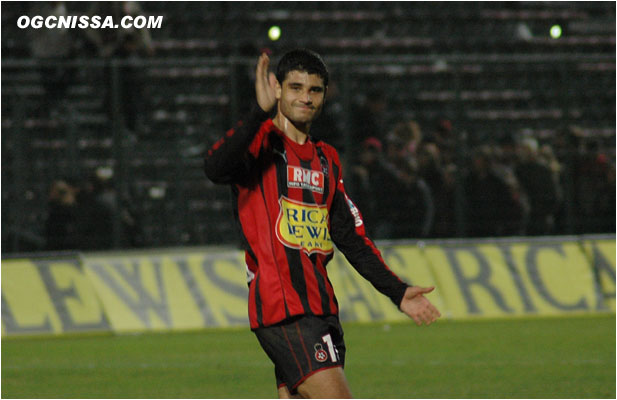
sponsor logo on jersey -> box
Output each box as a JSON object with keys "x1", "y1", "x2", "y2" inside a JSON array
[
  {"x1": 314, "y1": 344, "x2": 328, "y2": 362},
  {"x1": 344, "y1": 191, "x2": 364, "y2": 227},
  {"x1": 287, "y1": 166, "x2": 324, "y2": 193},
  {"x1": 276, "y1": 197, "x2": 333, "y2": 255}
]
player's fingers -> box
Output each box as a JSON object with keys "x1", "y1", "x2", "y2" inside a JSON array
[
  {"x1": 420, "y1": 309, "x2": 434, "y2": 325},
  {"x1": 407, "y1": 286, "x2": 434, "y2": 298},
  {"x1": 261, "y1": 54, "x2": 270, "y2": 82},
  {"x1": 411, "y1": 313, "x2": 422, "y2": 326},
  {"x1": 255, "y1": 53, "x2": 268, "y2": 86},
  {"x1": 419, "y1": 301, "x2": 439, "y2": 325},
  {"x1": 426, "y1": 302, "x2": 441, "y2": 318},
  {"x1": 428, "y1": 310, "x2": 439, "y2": 324},
  {"x1": 429, "y1": 303, "x2": 441, "y2": 319},
  {"x1": 255, "y1": 53, "x2": 263, "y2": 77}
]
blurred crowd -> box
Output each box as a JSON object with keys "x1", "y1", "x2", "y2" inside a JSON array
[
  {"x1": 43, "y1": 85, "x2": 615, "y2": 251},
  {"x1": 26, "y1": 3, "x2": 614, "y2": 250},
  {"x1": 45, "y1": 171, "x2": 141, "y2": 251},
  {"x1": 336, "y1": 92, "x2": 616, "y2": 241},
  {"x1": 30, "y1": 1, "x2": 152, "y2": 251}
]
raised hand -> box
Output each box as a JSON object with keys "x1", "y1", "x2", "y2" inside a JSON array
[{"x1": 255, "y1": 53, "x2": 278, "y2": 113}]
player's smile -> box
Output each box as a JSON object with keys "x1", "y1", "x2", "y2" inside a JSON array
[
  {"x1": 276, "y1": 70, "x2": 325, "y2": 125},
  {"x1": 295, "y1": 103, "x2": 314, "y2": 111}
]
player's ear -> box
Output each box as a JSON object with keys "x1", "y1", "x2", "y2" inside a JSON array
[{"x1": 275, "y1": 80, "x2": 282, "y2": 100}]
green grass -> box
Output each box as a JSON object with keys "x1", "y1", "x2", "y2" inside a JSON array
[{"x1": 2, "y1": 315, "x2": 615, "y2": 398}]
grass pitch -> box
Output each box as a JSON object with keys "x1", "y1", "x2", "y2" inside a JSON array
[{"x1": 2, "y1": 315, "x2": 615, "y2": 398}]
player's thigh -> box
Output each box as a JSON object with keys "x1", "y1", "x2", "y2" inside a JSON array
[
  {"x1": 278, "y1": 385, "x2": 303, "y2": 399},
  {"x1": 296, "y1": 366, "x2": 352, "y2": 399}
]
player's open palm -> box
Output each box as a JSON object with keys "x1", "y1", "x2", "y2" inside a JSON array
[
  {"x1": 255, "y1": 53, "x2": 278, "y2": 113},
  {"x1": 399, "y1": 286, "x2": 441, "y2": 326}
]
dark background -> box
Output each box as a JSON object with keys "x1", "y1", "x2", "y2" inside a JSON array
[{"x1": 2, "y1": 1, "x2": 615, "y2": 254}]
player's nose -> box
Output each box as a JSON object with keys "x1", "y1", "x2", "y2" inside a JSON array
[{"x1": 301, "y1": 90, "x2": 312, "y2": 104}]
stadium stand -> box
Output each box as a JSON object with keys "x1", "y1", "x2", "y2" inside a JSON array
[{"x1": 1, "y1": 1, "x2": 615, "y2": 253}]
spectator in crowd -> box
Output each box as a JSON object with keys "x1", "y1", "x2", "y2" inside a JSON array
[
  {"x1": 515, "y1": 138, "x2": 560, "y2": 235},
  {"x1": 45, "y1": 179, "x2": 80, "y2": 250},
  {"x1": 44, "y1": 170, "x2": 141, "y2": 251},
  {"x1": 464, "y1": 146, "x2": 525, "y2": 237},
  {"x1": 353, "y1": 120, "x2": 436, "y2": 240},
  {"x1": 417, "y1": 141, "x2": 457, "y2": 238},
  {"x1": 386, "y1": 120, "x2": 423, "y2": 161},
  {"x1": 390, "y1": 157, "x2": 435, "y2": 239},
  {"x1": 549, "y1": 125, "x2": 614, "y2": 234},
  {"x1": 347, "y1": 137, "x2": 402, "y2": 238},
  {"x1": 492, "y1": 136, "x2": 530, "y2": 232},
  {"x1": 427, "y1": 119, "x2": 457, "y2": 164},
  {"x1": 76, "y1": 171, "x2": 141, "y2": 250},
  {"x1": 74, "y1": 173, "x2": 115, "y2": 250},
  {"x1": 575, "y1": 149, "x2": 616, "y2": 233}
]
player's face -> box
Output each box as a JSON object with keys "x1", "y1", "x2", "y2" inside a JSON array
[{"x1": 276, "y1": 71, "x2": 326, "y2": 125}]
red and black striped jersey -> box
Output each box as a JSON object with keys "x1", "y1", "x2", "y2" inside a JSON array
[{"x1": 205, "y1": 105, "x2": 409, "y2": 329}]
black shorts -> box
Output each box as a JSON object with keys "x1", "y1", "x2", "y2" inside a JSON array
[{"x1": 254, "y1": 314, "x2": 346, "y2": 393}]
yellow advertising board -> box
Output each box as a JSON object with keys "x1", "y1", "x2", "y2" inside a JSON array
[
  {"x1": 581, "y1": 239, "x2": 616, "y2": 311},
  {"x1": 1, "y1": 256, "x2": 110, "y2": 336},
  {"x1": 2, "y1": 236, "x2": 615, "y2": 337},
  {"x1": 424, "y1": 240, "x2": 605, "y2": 319},
  {"x1": 82, "y1": 251, "x2": 249, "y2": 332}
]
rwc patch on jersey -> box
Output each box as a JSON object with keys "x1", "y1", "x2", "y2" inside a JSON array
[
  {"x1": 287, "y1": 166, "x2": 324, "y2": 193},
  {"x1": 276, "y1": 197, "x2": 333, "y2": 255}
]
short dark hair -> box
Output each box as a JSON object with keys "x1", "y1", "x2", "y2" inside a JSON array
[{"x1": 276, "y1": 48, "x2": 329, "y2": 87}]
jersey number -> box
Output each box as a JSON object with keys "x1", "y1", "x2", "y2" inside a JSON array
[{"x1": 321, "y1": 334, "x2": 339, "y2": 362}]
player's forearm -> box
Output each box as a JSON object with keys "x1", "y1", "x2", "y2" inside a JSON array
[
  {"x1": 340, "y1": 240, "x2": 409, "y2": 306},
  {"x1": 330, "y1": 191, "x2": 409, "y2": 306},
  {"x1": 204, "y1": 104, "x2": 270, "y2": 184}
]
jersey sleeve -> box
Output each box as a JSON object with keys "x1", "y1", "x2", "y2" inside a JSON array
[
  {"x1": 204, "y1": 104, "x2": 271, "y2": 184},
  {"x1": 328, "y1": 151, "x2": 409, "y2": 308}
]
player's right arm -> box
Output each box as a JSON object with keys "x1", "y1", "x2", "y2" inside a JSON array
[{"x1": 204, "y1": 53, "x2": 277, "y2": 184}]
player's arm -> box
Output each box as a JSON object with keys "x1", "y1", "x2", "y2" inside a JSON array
[
  {"x1": 204, "y1": 53, "x2": 277, "y2": 184},
  {"x1": 329, "y1": 156, "x2": 440, "y2": 325},
  {"x1": 329, "y1": 176, "x2": 409, "y2": 305},
  {"x1": 203, "y1": 105, "x2": 270, "y2": 184}
]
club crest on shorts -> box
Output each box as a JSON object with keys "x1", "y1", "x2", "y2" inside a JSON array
[{"x1": 314, "y1": 343, "x2": 328, "y2": 362}]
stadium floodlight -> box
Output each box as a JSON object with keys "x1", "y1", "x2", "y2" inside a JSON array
[{"x1": 268, "y1": 25, "x2": 281, "y2": 41}]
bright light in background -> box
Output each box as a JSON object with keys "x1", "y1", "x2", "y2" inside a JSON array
[
  {"x1": 268, "y1": 25, "x2": 281, "y2": 41},
  {"x1": 550, "y1": 24, "x2": 562, "y2": 39}
]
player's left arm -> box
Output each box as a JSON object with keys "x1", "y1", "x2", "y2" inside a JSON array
[{"x1": 328, "y1": 152, "x2": 440, "y2": 325}]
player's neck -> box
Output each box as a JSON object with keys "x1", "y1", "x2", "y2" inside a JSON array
[{"x1": 273, "y1": 113, "x2": 310, "y2": 145}]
